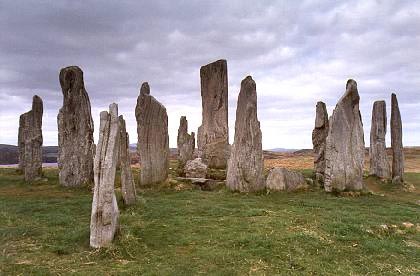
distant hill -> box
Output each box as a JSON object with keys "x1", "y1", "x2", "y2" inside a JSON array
[
  {"x1": 265, "y1": 148, "x2": 299, "y2": 153},
  {"x1": 0, "y1": 144, "x2": 58, "y2": 164}
]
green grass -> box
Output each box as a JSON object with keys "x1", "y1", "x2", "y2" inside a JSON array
[{"x1": 0, "y1": 167, "x2": 419, "y2": 275}]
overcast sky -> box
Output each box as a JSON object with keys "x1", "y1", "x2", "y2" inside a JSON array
[{"x1": 0, "y1": 0, "x2": 419, "y2": 149}]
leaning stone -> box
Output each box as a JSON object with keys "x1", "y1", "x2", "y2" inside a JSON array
[
  {"x1": 197, "y1": 59, "x2": 229, "y2": 169},
  {"x1": 119, "y1": 115, "x2": 136, "y2": 205},
  {"x1": 311, "y1": 101, "x2": 329, "y2": 185},
  {"x1": 226, "y1": 76, "x2": 265, "y2": 192},
  {"x1": 391, "y1": 93, "x2": 404, "y2": 182},
  {"x1": 18, "y1": 95, "x2": 43, "y2": 181},
  {"x1": 369, "y1": 101, "x2": 390, "y2": 178},
  {"x1": 324, "y1": 79, "x2": 365, "y2": 192},
  {"x1": 177, "y1": 116, "x2": 195, "y2": 172},
  {"x1": 185, "y1": 158, "x2": 208, "y2": 178},
  {"x1": 135, "y1": 82, "x2": 169, "y2": 186},
  {"x1": 58, "y1": 66, "x2": 94, "y2": 187},
  {"x1": 266, "y1": 168, "x2": 307, "y2": 192},
  {"x1": 90, "y1": 103, "x2": 120, "y2": 248}
]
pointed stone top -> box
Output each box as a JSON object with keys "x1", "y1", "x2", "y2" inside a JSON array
[
  {"x1": 315, "y1": 101, "x2": 328, "y2": 128},
  {"x1": 340, "y1": 79, "x2": 359, "y2": 104},
  {"x1": 241, "y1": 75, "x2": 256, "y2": 90},
  {"x1": 140, "y1": 82, "x2": 150, "y2": 96},
  {"x1": 32, "y1": 95, "x2": 43, "y2": 112},
  {"x1": 391, "y1": 92, "x2": 398, "y2": 102},
  {"x1": 59, "y1": 66, "x2": 84, "y2": 91},
  {"x1": 109, "y1": 103, "x2": 118, "y2": 118},
  {"x1": 346, "y1": 79, "x2": 357, "y2": 90}
]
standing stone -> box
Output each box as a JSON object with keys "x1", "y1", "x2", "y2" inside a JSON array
[
  {"x1": 18, "y1": 95, "x2": 43, "y2": 181},
  {"x1": 135, "y1": 82, "x2": 169, "y2": 186},
  {"x1": 119, "y1": 115, "x2": 136, "y2": 205},
  {"x1": 58, "y1": 66, "x2": 94, "y2": 187},
  {"x1": 311, "y1": 101, "x2": 329, "y2": 184},
  {"x1": 369, "y1": 101, "x2": 390, "y2": 179},
  {"x1": 391, "y1": 93, "x2": 404, "y2": 183},
  {"x1": 197, "y1": 59, "x2": 229, "y2": 169},
  {"x1": 226, "y1": 76, "x2": 265, "y2": 192},
  {"x1": 90, "y1": 103, "x2": 120, "y2": 248},
  {"x1": 324, "y1": 79, "x2": 365, "y2": 192},
  {"x1": 177, "y1": 116, "x2": 195, "y2": 172}
]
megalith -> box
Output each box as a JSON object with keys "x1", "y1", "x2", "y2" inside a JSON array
[
  {"x1": 18, "y1": 95, "x2": 43, "y2": 181},
  {"x1": 311, "y1": 101, "x2": 329, "y2": 184},
  {"x1": 177, "y1": 116, "x2": 195, "y2": 172},
  {"x1": 58, "y1": 66, "x2": 94, "y2": 187},
  {"x1": 119, "y1": 115, "x2": 136, "y2": 205},
  {"x1": 324, "y1": 79, "x2": 365, "y2": 192},
  {"x1": 90, "y1": 103, "x2": 120, "y2": 248},
  {"x1": 197, "y1": 59, "x2": 229, "y2": 169},
  {"x1": 226, "y1": 76, "x2": 265, "y2": 192},
  {"x1": 135, "y1": 82, "x2": 169, "y2": 186},
  {"x1": 391, "y1": 93, "x2": 404, "y2": 183},
  {"x1": 266, "y1": 168, "x2": 307, "y2": 192},
  {"x1": 369, "y1": 101, "x2": 390, "y2": 178}
]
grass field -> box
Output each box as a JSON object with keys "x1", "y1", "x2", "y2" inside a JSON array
[{"x1": 0, "y1": 165, "x2": 419, "y2": 275}]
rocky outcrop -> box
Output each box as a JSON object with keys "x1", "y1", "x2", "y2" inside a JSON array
[
  {"x1": 311, "y1": 101, "x2": 329, "y2": 185},
  {"x1": 197, "y1": 59, "x2": 229, "y2": 169},
  {"x1": 226, "y1": 76, "x2": 265, "y2": 192},
  {"x1": 324, "y1": 79, "x2": 365, "y2": 192},
  {"x1": 90, "y1": 103, "x2": 120, "y2": 248},
  {"x1": 57, "y1": 66, "x2": 94, "y2": 187},
  {"x1": 135, "y1": 82, "x2": 169, "y2": 186},
  {"x1": 119, "y1": 115, "x2": 136, "y2": 205},
  {"x1": 177, "y1": 116, "x2": 195, "y2": 171},
  {"x1": 185, "y1": 158, "x2": 207, "y2": 178},
  {"x1": 369, "y1": 101, "x2": 390, "y2": 178},
  {"x1": 18, "y1": 95, "x2": 43, "y2": 181},
  {"x1": 391, "y1": 93, "x2": 404, "y2": 183},
  {"x1": 266, "y1": 168, "x2": 307, "y2": 192}
]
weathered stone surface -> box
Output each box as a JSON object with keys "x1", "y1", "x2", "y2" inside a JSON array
[
  {"x1": 369, "y1": 101, "x2": 390, "y2": 178},
  {"x1": 311, "y1": 101, "x2": 329, "y2": 184},
  {"x1": 177, "y1": 116, "x2": 195, "y2": 171},
  {"x1": 185, "y1": 158, "x2": 207, "y2": 178},
  {"x1": 90, "y1": 103, "x2": 120, "y2": 248},
  {"x1": 18, "y1": 95, "x2": 43, "y2": 181},
  {"x1": 391, "y1": 93, "x2": 404, "y2": 183},
  {"x1": 135, "y1": 82, "x2": 169, "y2": 186},
  {"x1": 266, "y1": 168, "x2": 307, "y2": 191},
  {"x1": 197, "y1": 59, "x2": 229, "y2": 169},
  {"x1": 119, "y1": 115, "x2": 136, "y2": 205},
  {"x1": 58, "y1": 66, "x2": 94, "y2": 187},
  {"x1": 324, "y1": 79, "x2": 365, "y2": 192},
  {"x1": 226, "y1": 76, "x2": 265, "y2": 192}
]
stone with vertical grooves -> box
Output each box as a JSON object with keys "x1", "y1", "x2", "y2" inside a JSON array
[
  {"x1": 119, "y1": 115, "x2": 136, "y2": 205},
  {"x1": 57, "y1": 66, "x2": 94, "y2": 187},
  {"x1": 90, "y1": 103, "x2": 120, "y2": 248},
  {"x1": 324, "y1": 79, "x2": 365, "y2": 192},
  {"x1": 226, "y1": 76, "x2": 265, "y2": 192},
  {"x1": 197, "y1": 59, "x2": 229, "y2": 169},
  {"x1": 391, "y1": 93, "x2": 404, "y2": 183},
  {"x1": 369, "y1": 100, "x2": 390, "y2": 178},
  {"x1": 311, "y1": 101, "x2": 329, "y2": 185},
  {"x1": 177, "y1": 116, "x2": 195, "y2": 171},
  {"x1": 18, "y1": 95, "x2": 43, "y2": 181},
  {"x1": 135, "y1": 82, "x2": 169, "y2": 186}
]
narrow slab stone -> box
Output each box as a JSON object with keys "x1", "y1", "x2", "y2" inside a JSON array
[
  {"x1": 391, "y1": 93, "x2": 404, "y2": 183},
  {"x1": 177, "y1": 116, "x2": 195, "y2": 171},
  {"x1": 58, "y1": 66, "x2": 94, "y2": 187},
  {"x1": 119, "y1": 115, "x2": 136, "y2": 205},
  {"x1": 135, "y1": 82, "x2": 169, "y2": 186},
  {"x1": 311, "y1": 101, "x2": 329, "y2": 184},
  {"x1": 369, "y1": 100, "x2": 390, "y2": 178},
  {"x1": 197, "y1": 59, "x2": 229, "y2": 169},
  {"x1": 324, "y1": 79, "x2": 365, "y2": 192},
  {"x1": 226, "y1": 76, "x2": 265, "y2": 192},
  {"x1": 90, "y1": 103, "x2": 120, "y2": 248},
  {"x1": 266, "y1": 168, "x2": 307, "y2": 192},
  {"x1": 18, "y1": 95, "x2": 43, "y2": 181}
]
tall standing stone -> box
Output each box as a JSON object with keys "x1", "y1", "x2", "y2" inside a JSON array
[
  {"x1": 119, "y1": 115, "x2": 136, "y2": 205},
  {"x1": 369, "y1": 101, "x2": 390, "y2": 178},
  {"x1": 197, "y1": 59, "x2": 229, "y2": 169},
  {"x1": 58, "y1": 66, "x2": 94, "y2": 187},
  {"x1": 391, "y1": 93, "x2": 404, "y2": 183},
  {"x1": 226, "y1": 76, "x2": 264, "y2": 192},
  {"x1": 177, "y1": 116, "x2": 195, "y2": 171},
  {"x1": 324, "y1": 79, "x2": 365, "y2": 192},
  {"x1": 18, "y1": 95, "x2": 43, "y2": 181},
  {"x1": 311, "y1": 101, "x2": 329, "y2": 184},
  {"x1": 90, "y1": 103, "x2": 120, "y2": 248},
  {"x1": 135, "y1": 82, "x2": 169, "y2": 186}
]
